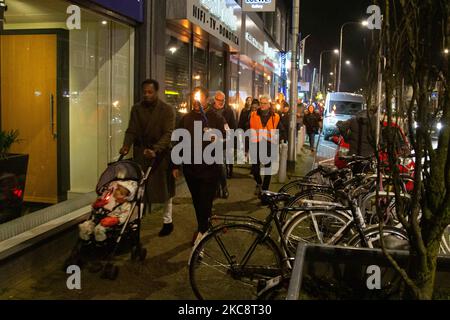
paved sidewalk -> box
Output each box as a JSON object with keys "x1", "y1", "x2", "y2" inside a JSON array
[{"x1": 0, "y1": 150, "x2": 314, "y2": 300}]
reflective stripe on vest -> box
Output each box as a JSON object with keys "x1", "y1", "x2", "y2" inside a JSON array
[{"x1": 249, "y1": 111, "x2": 280, "y2": 143}]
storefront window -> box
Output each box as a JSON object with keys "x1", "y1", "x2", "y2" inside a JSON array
[
  {"x1": 0, "y1": 0, "x2": 134, "y2": 223},
  {"x1": 239, "y1": 62, "x2": 254, "y2": 104},
  {"x1": 193, "y1": 45, "x2": 207, "y2": 89},
  {"x1": 229, "y1": 55, "x2": 240, "y2": 108},
  {"x1": 209, "y1": 50, "x2": 225, "y2": 95},
  {"x1": 165, "y1": 34, "x2": 190, "y2": 113},
  {"x1": 255, "y1": 71, "x2": 265, "y2": 99}
]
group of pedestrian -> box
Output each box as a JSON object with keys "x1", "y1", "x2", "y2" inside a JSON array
[
  {"x1": 119, "y1": 80, "x2": 300, "y2": 249},
  {"x1": 120, "y1": 81, "x2": 241, "y2": 248}
]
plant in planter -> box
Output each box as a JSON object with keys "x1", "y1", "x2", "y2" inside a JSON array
[
  {"x1": 0, "y1": 130, "x2": 29, "y2": 223},
  {"x1": 0, "y1": 129, "x2": 20, "y2": 156}
]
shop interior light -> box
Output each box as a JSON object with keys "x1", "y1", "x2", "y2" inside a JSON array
[
  {"x1": 169, "y1": 47, "x2": 177, "y2": 54},
  {"x1": 101, "y1": 20, "x2": 108, "y2": 25},
  {"x1": 444, "y1": 49, "x2": 449, "y2": 55}
]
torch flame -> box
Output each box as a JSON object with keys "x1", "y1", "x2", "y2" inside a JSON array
[{"x1": 194, "y1": 91, "x2": 201, "y2": 102}]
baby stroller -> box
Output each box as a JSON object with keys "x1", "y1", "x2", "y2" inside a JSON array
[{"x1": 64, "y1": 156, "x2": 156, "y2": 280}]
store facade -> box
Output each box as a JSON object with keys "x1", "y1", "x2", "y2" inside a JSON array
[
  {"x1": 239, "y1": 14, "x2": 281, "y2": 106},
  {"x1": 165, "y1": 0, "x2": 242, "y2": 113},
  {"x1": 163, "y1": 0, "x2": 290, "y2": 114},
  {"x1": 0, "y1": 0, "x2": 144, "y2": 221}
]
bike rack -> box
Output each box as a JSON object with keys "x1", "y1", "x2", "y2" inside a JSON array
[{"x1": 287, "y1": 243, "x2": 450, "y2": 300}]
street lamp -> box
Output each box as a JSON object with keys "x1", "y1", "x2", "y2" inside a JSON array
[
  {"x1": 319, "y1": 49, "x2": 339, "y2": 93},
  {"x1": 337, "y1": 21, "x2": 368, "y2": 92},
  {"x1": 346, "y1": 60, "x2": 351, "y2": 65},
  {"x1": 445, "y1": 49, "x2": 449, "y2": 55}
]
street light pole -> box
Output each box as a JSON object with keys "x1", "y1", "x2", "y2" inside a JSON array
[
  {"x1": 319, "y1": 49, "x2": 339, "y2": 93},
  {"x1": 288, "y1": 0, "x2": 300, "y2": 166},
  {"x1": 337, "y1": 21, "x2": 367, "y2": 92},
  {"x1": 319, "y1": 52, "x2": 324, "y2": 93}
]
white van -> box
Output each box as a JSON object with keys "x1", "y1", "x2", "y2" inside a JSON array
[{"x1": 322, "y1": 92, "x2": 365, "y2": 139}]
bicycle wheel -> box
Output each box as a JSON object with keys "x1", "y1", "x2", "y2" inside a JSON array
[
  {"x1": 282, "y1": 210, "x2": 354, "y2": 256},
  {"x1": 278, "y1": 179, "x2": 312, "y2": 195},
  {"x1": 280, "y1": 190, "x2": 337, "y2": 225},
  {"x1": 189, "y1": 224, "x2": 283, "y2": 300},
  {"x1": 440, "y1": 226, "x2": 450, "y2": 255},
  {"x1": 360, "y1": 192, "x2": 411, "y2": 226},
  {"x1": 347, "y1": 225, "x2": 409, "y2": 300},
  {"x1": 348, "y1": 225, "x2": 409, "y2": 249},
  {"x1": 305, "y1": 168, "x2": 330, "y2": 185}
]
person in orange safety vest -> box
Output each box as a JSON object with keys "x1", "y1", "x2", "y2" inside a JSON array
[{"x1": 248, "y1": 95, "x2": 286, "y2": 197}]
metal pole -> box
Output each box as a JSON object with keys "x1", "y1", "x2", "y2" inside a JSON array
[
  {"x1": 310, "y1": 68, "x2": 316, "y2": 102},
  {"x1": 337, "y1": 24, "x2": 344, "y2": 92},
  {"x1": 288, "y1": 0, "x2": 300, "y2": 165},
  {"x1": 318, "y1": 51, "x2": 323, "y2": 94},
  {"x1": 375, "y1": 26, "x2": 384, "y2": 146}
]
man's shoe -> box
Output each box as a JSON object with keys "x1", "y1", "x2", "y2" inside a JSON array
[
  {"x1": 254, "y1": 185, "x2": 262, "y2": 196},
  {"x1": 158, "y1": 223, "x2": 174, "y2": 237},
  {"x1": 221, "y1": 186, "x2": 230, "y2": 199}
]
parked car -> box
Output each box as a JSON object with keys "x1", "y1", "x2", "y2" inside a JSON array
[{"x1": 323, "y1": 92, "x2": 365, "y2": 140}]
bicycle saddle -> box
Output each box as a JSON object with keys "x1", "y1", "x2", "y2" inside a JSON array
[{"x1": 260, "y1": 191, "x2": 292, "y2": 205}]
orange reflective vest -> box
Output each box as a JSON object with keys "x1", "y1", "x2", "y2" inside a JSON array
[{"x1": 249, "y1": 111, "x2": 280, "y2": 143}]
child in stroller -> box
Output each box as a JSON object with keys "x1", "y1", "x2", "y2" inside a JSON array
[
  {"x1": 64, "y1": 158, "x2": 153, "y2": 280},
  {"x1": 79, "y1": 180, "x2": 138, "y2": 243}
]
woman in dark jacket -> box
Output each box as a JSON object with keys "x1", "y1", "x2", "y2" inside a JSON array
[
  {"x1": 238, "y1": 97, "x2": 253, "y2": 131},
  {"x1": 172, "y1": 87, "x2": 226, "y2": 247},
  {"x1": 303, "y1": 105, "x2": 322, "y2": 152}
]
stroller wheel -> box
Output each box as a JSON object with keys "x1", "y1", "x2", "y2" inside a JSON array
[
  {"x1": 139, "y1": 248, "x2": 147, "y2": 261},
  {"x1": 131, "y1": 246, "x2": 139, "y2": 261},
  {"x1": 101, "y1": 263, "x2": 119, "y2": 280}
]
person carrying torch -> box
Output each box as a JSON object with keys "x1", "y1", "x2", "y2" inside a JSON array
[{"x1": 172, "y1": 87, "x2": 227, "y2": 248}]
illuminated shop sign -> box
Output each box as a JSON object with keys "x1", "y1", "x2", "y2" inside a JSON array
[
  {"x1": 200, "y1": 0, "x2": 239, "y2": 32},
  {"x1": 242, "y1": 0, "x2": 276, "y2": 12},
  {"x1": 245, "y1": 32, "x2": 278, "y2": 62},
  {"x1": 188, "y1": 0, "x2": 241, "y2": 50}
]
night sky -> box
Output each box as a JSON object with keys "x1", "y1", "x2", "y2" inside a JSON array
[{"x1": 299, "y1": 0, "x2": 375, "y2": 93}]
